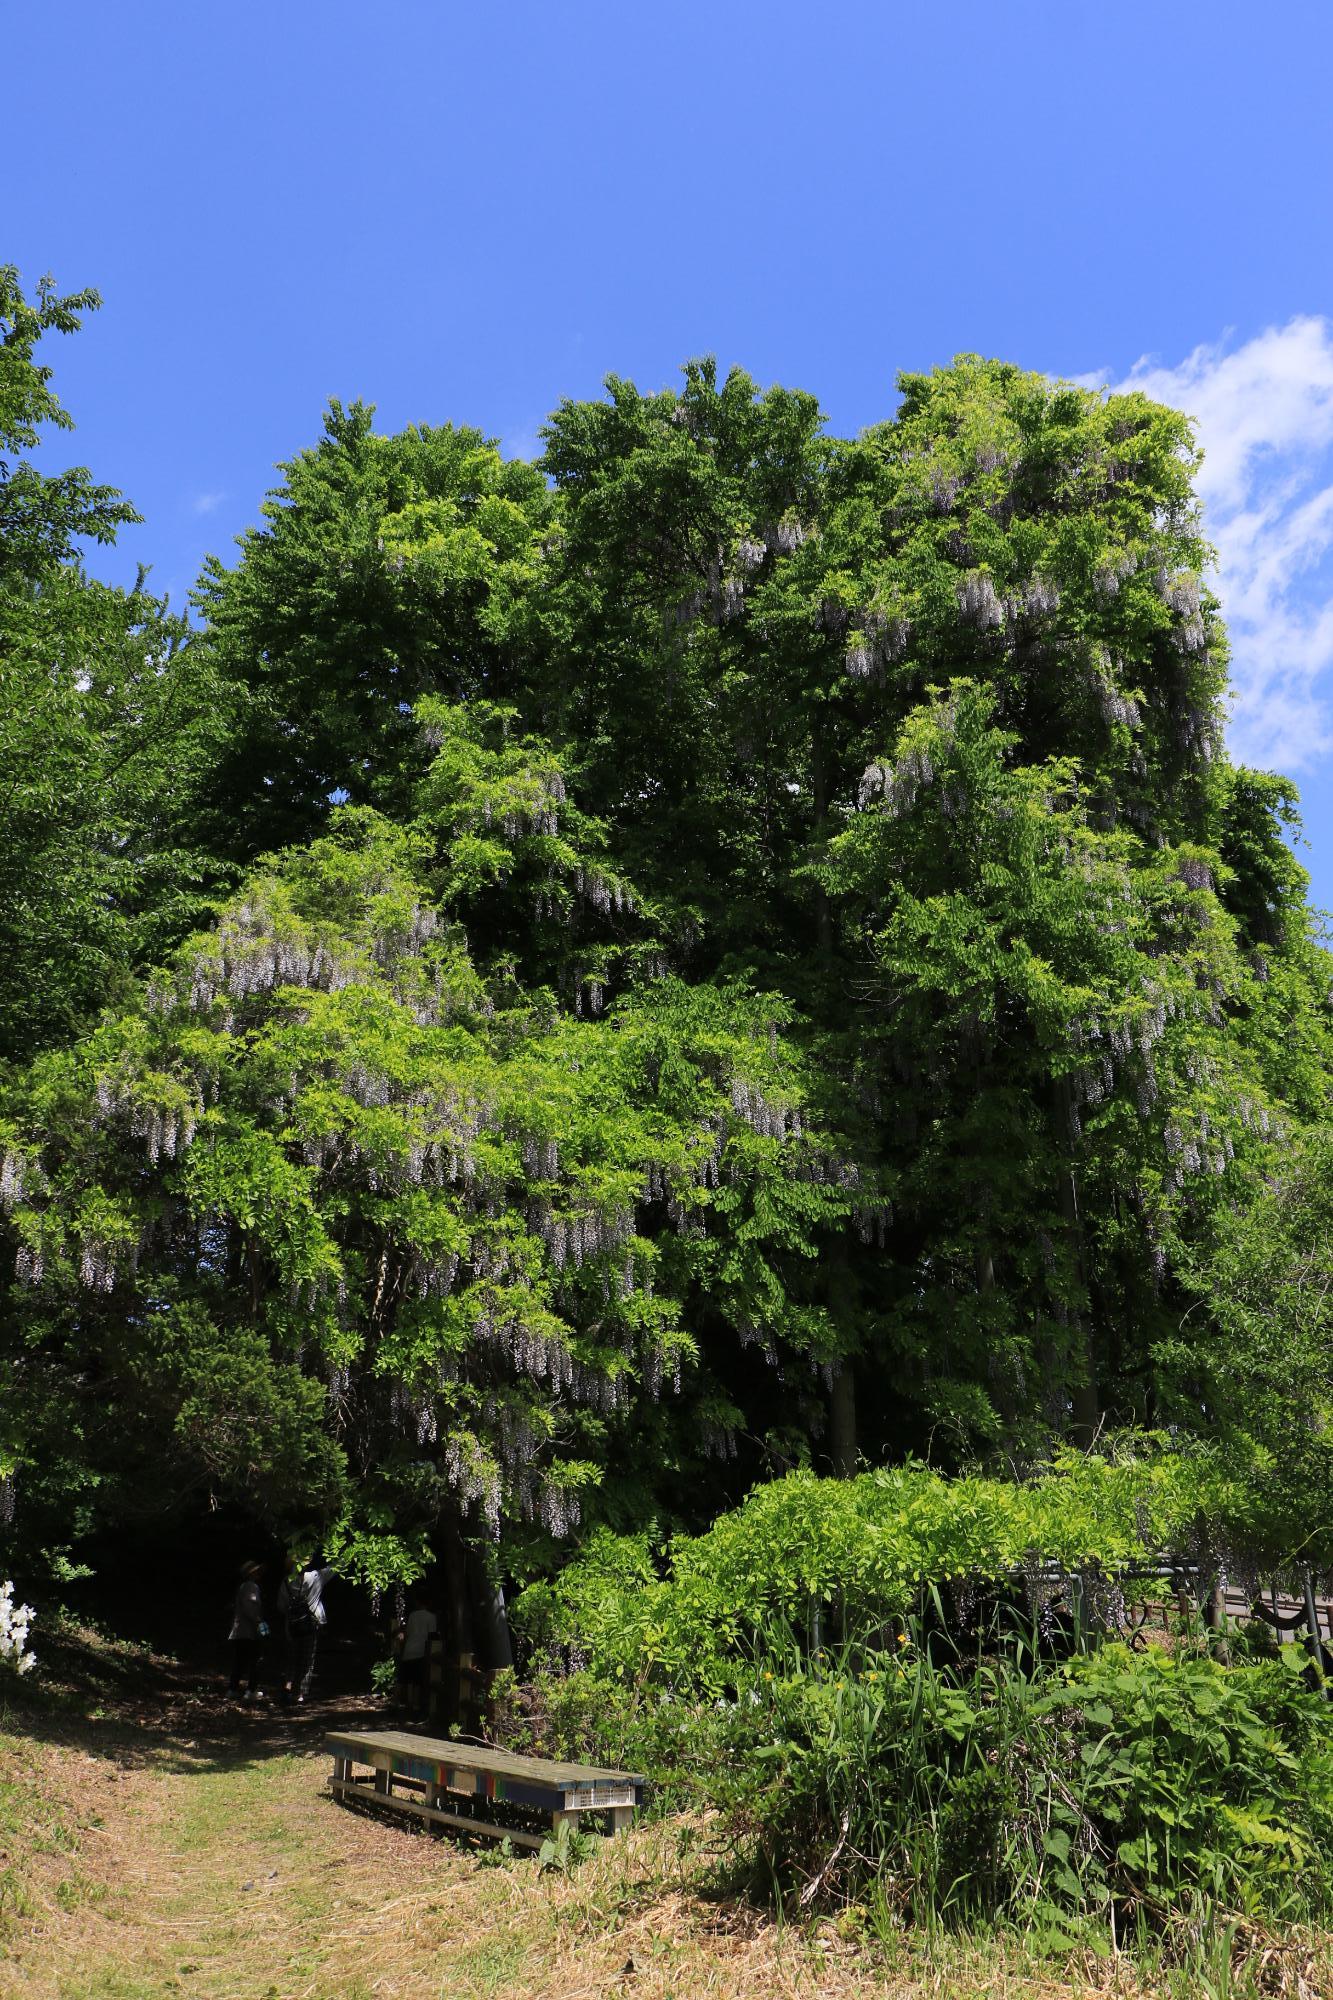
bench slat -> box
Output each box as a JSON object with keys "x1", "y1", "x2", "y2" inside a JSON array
[
  {"x1": 325, "y1": 1728, "x2": 645, "y2": 1797},
  {"x1": 331, "y1": 1776, "x2": 547, "y2": 1850}
]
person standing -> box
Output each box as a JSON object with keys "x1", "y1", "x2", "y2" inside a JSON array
[
  {"x1": 228, "y1": 1560, "x2": 266, "y2": 1701},
  {"x1": 394, "y1": 1589, "x2": 439, "y2": 1714},
  {"x1": 277, "y1": 1552, "x2": 331, "y2": 1705}
]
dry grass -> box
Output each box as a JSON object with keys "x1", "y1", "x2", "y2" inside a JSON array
[
  {"x1": 0, "y1": 1631, "x2": 1329, "y2": 2000},
  {"x1": 0, "y1": 1714, "x2": 1121, "y2": 2000}
]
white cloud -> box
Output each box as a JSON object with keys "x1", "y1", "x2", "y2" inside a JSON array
[
  {"x1": 1104, "y1": 318, "x2": 1333, "y2": 772},
  {"x1": 500, "y1": 427, "x2": 543, "y2": 464},
  {"x1": 190, "y1": 489, "x2": 227, "y2": 516}
]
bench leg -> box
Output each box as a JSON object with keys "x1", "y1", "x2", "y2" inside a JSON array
[
  {"x1": 373, "y1": 1767, "x2": 391, "y2": 1796},
  {"x1": 331, "y1": 1755, "x2": 351, "y2": 1785},
  {"x1": 611, "y1": 1806, "x2": 634, "y2": 1837}
]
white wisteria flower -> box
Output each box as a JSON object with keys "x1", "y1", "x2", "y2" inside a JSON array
[{"x1": 0, "y1": 1580, "x2": 36, "y2": 1675}]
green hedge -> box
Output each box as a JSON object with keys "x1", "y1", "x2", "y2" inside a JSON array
[{"x1": 518, "y1": 1448, "x2": 1285, "y2": 1691}]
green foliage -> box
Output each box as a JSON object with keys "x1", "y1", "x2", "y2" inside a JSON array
[
  {"x1": 537, "y1": 1817, "x2": 595, "y2": 1871},
  {"x1": 522, "y1": 1451, "x2": 1304, "y2": 1694},
  {"x1": 0, "y1": 266, "x2": 135, "y2": 577},
  {"x1": 823, "y1": 678, "x2": 1312, "y2": 1442},
  {"x1": 0, "y1": 712, "x2": 854, "y2": 1577},
  {"x1": 486, "y1": 1661, "x2": 727, "y2": 1816},
  {"x1": 368, "y1": 1654, "x2": 398, "y2": 1698},
  {"x1": 487, "y1": 1629, "x2": 1333, "y2": 1950},
  {"x1": 1173, "y1": 1123, "x2": 1333, "y2": 1561},
  {"x1": 710, "y1": 1641, "x2": 1333, "y2": 1939},
  {"x1": 73, "y1": 346, "x2": 1327, "y2": 1511},
  {"x1": 190, "y1": 401, "x2": 558, "y2": 858},
  {"x1": 0, "y1": 268, "x2": 225, "y2": 1065},
  {"x1": 535, "y1": 352, "x2": 1332, "y2": 1458},
  {"x1": 4, "y1": 311, "x2": 1333, "y2": 1656}
]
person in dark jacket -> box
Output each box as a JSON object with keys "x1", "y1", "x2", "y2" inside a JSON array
[{"x1": 228, "y1": 1560, "x2": 266, "y2": 1700}]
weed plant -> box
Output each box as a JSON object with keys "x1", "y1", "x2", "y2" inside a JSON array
[
  {"x1": 711, "y1": 1632, "x2": 1333, "y2": 1937},
  {"x1": 490, "y1": 1619, "x2": 1333, "y2": 1976}
]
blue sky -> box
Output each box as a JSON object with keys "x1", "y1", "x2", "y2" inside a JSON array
[{"x1": 11, "y1": 1, "x2": 1333, "y2": 906}]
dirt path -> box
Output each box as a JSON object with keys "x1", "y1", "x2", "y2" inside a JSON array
[{"x1": 0, "y1": 1707, "x2": 905, "y2": 2000}]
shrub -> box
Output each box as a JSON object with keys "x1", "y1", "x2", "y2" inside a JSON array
[
  {"x1": 518, "y1": 1448, "x2": 1283, "y2": 1695},
  {"x1": 710, "y1": 1641, "x2": 1333, "y2": 1940},
  {"x1": 486, "y1": 1664, "x2": 731, "y2": 1813},
  {"x1": 0, "y1": 1584, "x2": 35, "y2": 1678}
]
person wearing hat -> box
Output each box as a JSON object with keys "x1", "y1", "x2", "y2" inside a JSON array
[{"x1": 228, "y1": 1559, "x2": 268, "y2": 1701}]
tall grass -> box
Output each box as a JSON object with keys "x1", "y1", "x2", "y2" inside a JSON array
[
  {"x1": 493, "y1": 1611, "x2": 1333, "y2": 1985},
  {"x1": 708, "y1": 1627, "x2": 1333, "y2": 1950}
]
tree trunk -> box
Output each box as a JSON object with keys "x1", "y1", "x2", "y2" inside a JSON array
[
  {"x1": 830, "y1": 1362, "x2": 857, "y2": 1476},
  {"x1": 469, "y1": 1549, "x2": 514, "y2": 1671},
  {"x1": 1053, "y1": 1077, "x2": 1100, "y2": 1444},
  {"x1": 438, "y1": 1507, "x2": 474, "y2": 1660}
]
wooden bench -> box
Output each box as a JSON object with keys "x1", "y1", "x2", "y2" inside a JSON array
[{"x1": 326, "y1": 1728, "x2": 645, "y2": 1850}]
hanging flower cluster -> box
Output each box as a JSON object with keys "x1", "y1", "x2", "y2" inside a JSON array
[
  {"x1": 1088, "y1": 645, "x2": 1142, "y2": 730},
  {"x1": 574, "y1": 867, "x2": 633, "y2": 918},
  {"x1": 766, "y1": 514, "x2": 807, "y2": 555},
  {"x1": 1159, "y1": 569, "x2": 1207, "y2": 653},
  {"x1": 957, "y1": 571, "x2": 1004, "y2": 629},
  {"x1": 859, "y1": 743, "x2": 935, "y2": 815},
  {"x1": 845, "y1": 610, "x2": 911, "y2": 683}
]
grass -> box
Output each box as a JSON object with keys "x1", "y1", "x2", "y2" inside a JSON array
[
  {"x1": 0, "y1": 1727, "x2": 86, "y2": 1936},
  {"x1": 0, "y1": 1717, "x2": 1113, "y2": 2000},
  {"x1": 1, "y1": 1627, "x2": 1330, "y2": 1999}
]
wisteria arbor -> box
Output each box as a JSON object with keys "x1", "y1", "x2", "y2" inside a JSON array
[
  {"x1": 5, "y1": 279, "x2": 1333, "y2": 1607},
  {"x1": 0, "y1": 707, "x2": 860, "y2": 1599}
]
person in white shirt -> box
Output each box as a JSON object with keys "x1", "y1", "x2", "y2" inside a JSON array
[
  {"x1": 394, "y1": 1590, "x2": 439, "y2": 1713},
  {"x1": 277, "y1": 1552, "x2": 332, "y2": 1706}
]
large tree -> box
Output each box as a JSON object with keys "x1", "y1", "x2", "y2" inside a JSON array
[
  {"x1": 0, "y1": 267, "x2": 221, "y2": 1066},
  {"x1": 538, "y1": 355, "x2": 1332, "y2": 1455},
  {"x1": 0, "y1": 705, "x2": 854, "y2": 1604},
  {"x1": 173, "y1": 356, "x2": 1333, "y2": 1473},
  {"x1": 5, "y1": 334, "x2": 1330, "y2": 1595}
]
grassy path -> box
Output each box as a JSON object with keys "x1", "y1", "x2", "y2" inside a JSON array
[
  {"x1": 5, "y1": 1733, "x2": 544, "y2": 1999},
  {"x1": 0, "y1": 1717, "x2": 882, "y2": 2000},
  {"x1": 0, "y1": 1629, "x2": 1131, "y2": 2000},
  {"x1": 0, "y1": 1715, "x2": 1127, "y2": 2000}
]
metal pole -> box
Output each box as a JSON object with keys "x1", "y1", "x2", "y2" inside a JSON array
[{"x1": 1303, "y1": 1569, "x2": 1328, "y2": 1694}]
